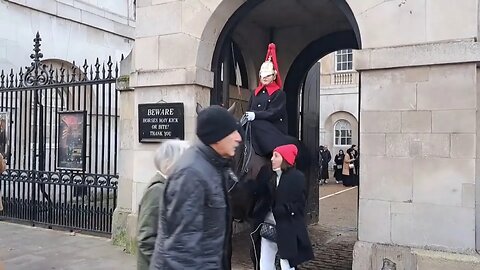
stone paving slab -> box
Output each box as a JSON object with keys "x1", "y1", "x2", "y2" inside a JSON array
[
  {"x1": 0, "y1": 222, "x2": 135, "y2": 270},
  {"x1": 0, "y1": 221, "x2": 248, "y2": 270}
]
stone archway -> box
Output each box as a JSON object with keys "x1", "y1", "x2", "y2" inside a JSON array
[
  {"x1": 198, "y1": 0, "x2": 362, "y2": 223},
  {"x1": 196, "y1": 0, "x2": 362, "y2": 107}
]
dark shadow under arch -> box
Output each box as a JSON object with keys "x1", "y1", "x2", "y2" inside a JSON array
[
  {"x1": 209, "y1": 0, "x2": 362, "y2": 106},
  {"x1": 210, "y1": 0, "x2": 264, "y2": 105}
]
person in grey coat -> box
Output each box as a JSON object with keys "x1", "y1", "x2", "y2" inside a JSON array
[
  {"x1": 149, "y1": 105, "x2": 243, "y2": 270},
  {"x1": 136, "y1": 140, "x2": 190, "y2": 270}
]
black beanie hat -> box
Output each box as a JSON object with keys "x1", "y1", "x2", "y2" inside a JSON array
[{"x1": 196, "y1": 105, "x2": 242, "y2": 145}]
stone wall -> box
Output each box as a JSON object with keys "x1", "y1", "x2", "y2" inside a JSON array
[
  {"x1": 0, "y1": 0, "x2": 134, "y2": 71},
  {"x1": 354, "y1": 242, "x2": 480, "y2": 270},
  {"x1": 113, "y1": 0, "x2": 215, "y2": 250},
  {"x1": 347, "y1": 0, "x2": 478, "y2": 48},
  {"x1": 353, "y1": 41, "x2": 480, "y2": 268}
]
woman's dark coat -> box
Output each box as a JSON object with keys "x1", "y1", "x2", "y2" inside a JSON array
[
  {"x1": 333, "y1": 154, "x2": 344, "y2": 181},
  {"x1": 318, "y1": 149, "x2": 331, "y2": 180},
  {"x1": 250, "y1": 165, "x2": 314, "y2": 268}
]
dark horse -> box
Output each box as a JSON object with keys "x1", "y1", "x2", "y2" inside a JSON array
[
  {"x1": 196, "y1": 103, "x2": 311, "y2": 269},
  {"x1": 229, "y1": 116, "x2": 311, "y2": 220}
]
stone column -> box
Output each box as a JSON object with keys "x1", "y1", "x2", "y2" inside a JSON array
[
  {"x1": 111, "y1": 53, "x2": 136, "y2": 251},
  {"x1": 353, "y1": 41, "x2": 480, "y2": 269},
  {"x1": 111, "y1": 0, "x2": 213, "y2": 252}
]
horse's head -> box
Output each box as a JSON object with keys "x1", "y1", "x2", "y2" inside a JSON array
[{"x1": 195, "y1": 102, "x2": 236, "y2": 115}]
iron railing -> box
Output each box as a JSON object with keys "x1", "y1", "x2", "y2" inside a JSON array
[{"x1": 0, "y1": 33, "x2": 119, "y2": 235}]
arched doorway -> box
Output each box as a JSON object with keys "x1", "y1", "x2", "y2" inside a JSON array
[{"x1": 203, "y1": 0, "x2": 362, "y2": 224}]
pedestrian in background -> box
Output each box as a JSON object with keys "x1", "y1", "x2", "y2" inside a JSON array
[
  {"x1": 351, "y1": 145, "x2": 359, "y2": 186},
  {"x1": 149, "y1": 105, "x2": 242, "y2": 270},
  {"x1": 0, "y1": 153, "x2": 7, "y2": 213},
  {"x1": 318, "y1": 145, "x2": 331, "y2": 184},
  {"x1": 333, "y1": 150, "x2": 344, "y2": 184},
  {"x1": 136, "y1": 140, "x2": 190, "y2": 270},
  {"x1": 342, "y1": 148, "x2": 356, "y2": 187}
]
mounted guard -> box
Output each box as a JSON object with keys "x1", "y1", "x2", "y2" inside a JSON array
[{"x1": 243, "y1": 43, "x2": 289, "y2": 157}]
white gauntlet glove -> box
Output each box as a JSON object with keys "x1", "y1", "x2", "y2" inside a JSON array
[{"x1": 245, "y1": 111, "x2": 256, "y2": 121}]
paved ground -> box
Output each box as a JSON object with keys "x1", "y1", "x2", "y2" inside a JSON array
[
  {"x1": 302, "y1": 182, "x2": 358, "y2": 270},
  {"x1": 0, "y1": 181, "x2": 358, "y2": 270},
  {"x1": 0, "y1": 222, "x2": 135, "y2": 270}
]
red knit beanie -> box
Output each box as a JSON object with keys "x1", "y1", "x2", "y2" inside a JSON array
[{"x1": 273, "y1": 144, "x2": 298, "y2": 166}]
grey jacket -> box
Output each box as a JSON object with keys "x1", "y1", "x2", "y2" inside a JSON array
[
  {"x1": 137, "y1": 173, "x2": 166, "y2": 270},
  {"x1": 149, "y1": 143, "x2": 231, "y2": 270}
]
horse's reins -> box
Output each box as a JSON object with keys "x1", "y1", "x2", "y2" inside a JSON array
[
  {"x1": 226, "y1": 115, "x2": 252, "y2": 194},
  {"x1": 239, "y1": 115, "x2": 253, "y2": 177}
]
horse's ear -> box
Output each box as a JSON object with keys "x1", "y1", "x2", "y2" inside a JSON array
[
  {"x1": 227, "y1": 102, "x2": 236, "y2": 115},
  {"x1": 196, "y1": 103, "x2": 203, "y2": 115}
]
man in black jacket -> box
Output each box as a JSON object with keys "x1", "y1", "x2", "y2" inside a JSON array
[
  {"x1": 149, "y1": 105, "x2": 242, "y2": 270},
  {"x1": 318, "y1": 145, "x2": 331, "y2": 184}
]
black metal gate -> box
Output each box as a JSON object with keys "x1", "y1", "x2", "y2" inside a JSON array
[{"x1": 0, "y1": 33, "x2": 119, "y2": 235}]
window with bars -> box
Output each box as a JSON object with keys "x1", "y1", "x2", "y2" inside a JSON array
[
  {"x1": 334, "y1": 120, "x2": 352, "y2": 146},
  {"x1": 335, "y1": 49, "x2": 353, "y2": 72}
]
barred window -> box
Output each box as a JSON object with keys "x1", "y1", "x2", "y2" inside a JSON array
[
  {"x1": 335, "y1": 49, "x2": 353, "y2": 72},
  {"x1": 334, "y1": 120, "x2": 352, "y2": 146}
]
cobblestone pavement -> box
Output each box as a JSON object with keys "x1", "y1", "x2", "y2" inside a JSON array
[{"x1": 231, "y1": 183, "x2": 358, "y2": 270}]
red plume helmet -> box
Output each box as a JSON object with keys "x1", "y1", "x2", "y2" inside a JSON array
[{"x1": 255, "y1": 43, "x2": 282, "y2": 96}]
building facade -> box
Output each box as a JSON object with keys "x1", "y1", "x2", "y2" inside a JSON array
[
  {"x1": 0, "y1": 0, "x2": 135, "y2": 177},
  {"x1": 319, "y1": 50, "x2": 359, "y2": 157},
  {"x1": 0, "y1": 0, "x2": 135, "y2": 71}
]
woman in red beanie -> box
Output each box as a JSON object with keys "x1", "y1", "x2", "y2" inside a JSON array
[{"x1": 250, "y1": 144, "x2": 314, "y2": 270}]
